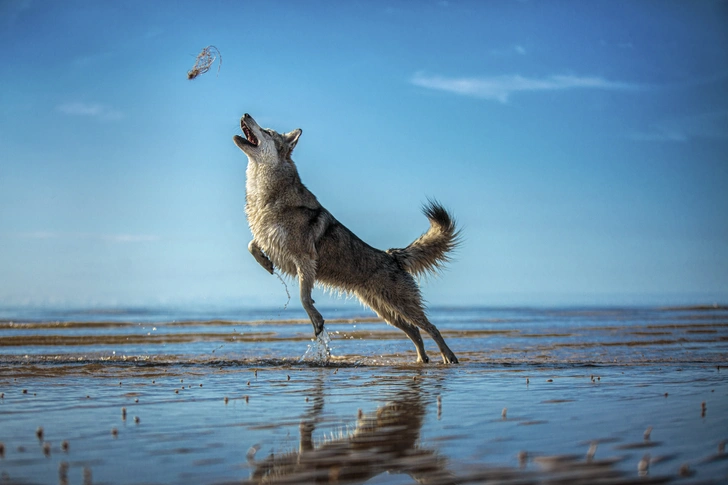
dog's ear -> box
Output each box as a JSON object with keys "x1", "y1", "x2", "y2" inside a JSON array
[{"x1": 284, "y1": 128, "x2": 302, "y2": 151}]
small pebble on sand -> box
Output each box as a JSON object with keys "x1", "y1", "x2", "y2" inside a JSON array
[
  {"x1": 638, "y1": 454, "x2": 650, "y2": 476},
  {"x1": 518, "y1": 451, "x2": 528, "y2": 467},
  {"x1": 586, "y1": 441, "x2": 597, "y2": 462}
]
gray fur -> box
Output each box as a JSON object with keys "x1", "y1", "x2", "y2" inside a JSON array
[{"x1": 233, "y1": 114, "x2": 460, "y2": 364}]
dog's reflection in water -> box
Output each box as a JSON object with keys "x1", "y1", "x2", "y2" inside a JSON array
[{"x1": 245, "y1": 381, "x2": 453, "y2": 484}]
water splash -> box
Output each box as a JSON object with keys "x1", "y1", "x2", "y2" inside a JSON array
[{"x1": 301, "y1": 329, "x2": 332, "y2": 365}]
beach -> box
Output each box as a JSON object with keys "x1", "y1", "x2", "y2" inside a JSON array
[{"x1": 0, "y1": 306, "x2": 726, "y2": 484}]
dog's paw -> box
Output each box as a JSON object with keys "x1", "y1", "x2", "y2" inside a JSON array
[
  {"x1": 441, "y1": 353, "x2": 459, "y2": 364},
  {"x1": 312, "y1": 314, "x2": 325, "y2": 336}
]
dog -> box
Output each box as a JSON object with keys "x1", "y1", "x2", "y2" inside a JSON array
[{"x1": 233, "y1": 114, "x2": 460, "y2": 363}]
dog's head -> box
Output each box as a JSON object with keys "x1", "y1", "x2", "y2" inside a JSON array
[{"x1": 233, "y1": 114, "x2": 302, "y2": 165}]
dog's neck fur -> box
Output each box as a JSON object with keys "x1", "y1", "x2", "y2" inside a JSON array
[{"x1": 246, "y1": 161, "x2": 306, "y2": 206}]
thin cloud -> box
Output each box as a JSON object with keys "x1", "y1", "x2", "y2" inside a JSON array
[
  {"x1": 14, "y1": 232, "x2": 159, "y2": 243},
  {"x1": 71, "y1": 51, "x2": 115, "y2": 68},
  {"x1": 57, "y1": 102, "x2": 123, "y2": 121},
  {"x1": 411, "y1": 72, "x2": 635, "y2": 103},
  {"x1": 631, "y1": 112, "x2": 728, "y2": 143},
  {"x1": 101, "y1": 234, "x2": 160, "y2": 243},
  {"x1": 490, "y1": 44, "x2": 527, "y2": 56}
]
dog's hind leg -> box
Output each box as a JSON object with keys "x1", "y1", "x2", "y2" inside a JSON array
[
  {"x1": 391, "y1": 316, "x2": 429, "y2": 363},
  {"x1": 297, "y1": 259, "x2": 325, "y2": 336},
  {"x1": 397, "y1": 305, "x2": 458, "y2": 364},
  {"x1": 362, "y1": 297, "x2": 429, "y2": 363}
]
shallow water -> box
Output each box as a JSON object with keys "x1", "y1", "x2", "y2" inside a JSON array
[{"x1": 0, "y1": 306, "x2": 727, "y2": 484}]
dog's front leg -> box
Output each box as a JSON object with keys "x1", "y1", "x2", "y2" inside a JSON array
[
  {"x1": 248, "y1": 240, "x2": 274, "y2": 274},
  {"x1": 297, "y1": 260, "x2": 324, "y2": 336}
]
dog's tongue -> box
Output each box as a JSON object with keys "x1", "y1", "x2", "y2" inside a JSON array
[{"x1": 243, "y1": 124, "x2": 258, "y2": 146}]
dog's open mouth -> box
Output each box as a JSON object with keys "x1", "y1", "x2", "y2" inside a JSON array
[
  {"x1": 242, "y1": 121, "x2": 259, "y2": 146},
  {"x1": 236, "y1": 119, "x2": 259, "y2": 148}
]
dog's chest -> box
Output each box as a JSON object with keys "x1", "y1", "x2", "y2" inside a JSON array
[{"x1": 245, "y1": 184, "x2": 289, "y2": 250}]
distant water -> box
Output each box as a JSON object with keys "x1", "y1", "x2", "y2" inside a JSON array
[{"x1": 1, "y1": 304, "x2": 726, "y2": 365}]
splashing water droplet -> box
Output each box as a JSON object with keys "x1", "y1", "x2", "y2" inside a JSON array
[{"x1": 301, "y1": 329, "x2": 331, "y2": 364}]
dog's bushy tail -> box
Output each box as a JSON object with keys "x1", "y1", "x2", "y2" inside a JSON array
[{"x1": 387, "y1": 200, "x2": 461, "y2": 278}]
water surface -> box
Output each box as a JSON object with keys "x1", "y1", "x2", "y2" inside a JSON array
[{"x1": 1, "y1": 306, "x2": 726, "y2": 484}]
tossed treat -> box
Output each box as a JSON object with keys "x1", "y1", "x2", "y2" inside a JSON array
[{"x1": 187, "y1": 45, "x2": 221, "y2": 80}]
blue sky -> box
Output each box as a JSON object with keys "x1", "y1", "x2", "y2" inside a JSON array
[{"x1": 1, "y1": 0, "x2": 727, "y2": 309}]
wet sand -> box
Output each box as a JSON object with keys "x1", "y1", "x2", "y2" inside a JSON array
[{"x1": 0, "y1": 306, "x2": 726, "y2": 484}]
